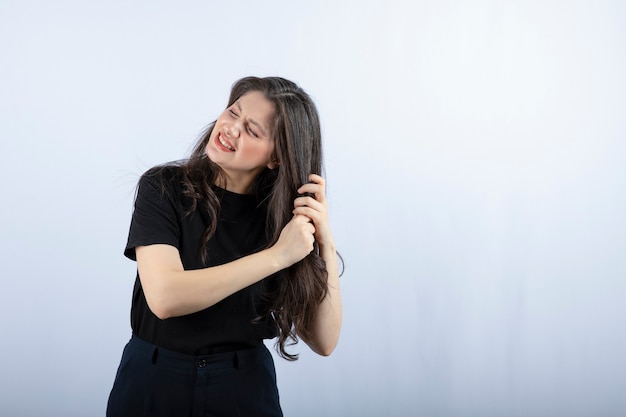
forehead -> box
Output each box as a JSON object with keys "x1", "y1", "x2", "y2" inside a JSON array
[{"x1": 235, "y1": 91, "x2": 275, "y2": 127}]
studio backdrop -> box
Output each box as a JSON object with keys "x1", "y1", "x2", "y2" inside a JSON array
[{"x1": 0, "y1": 1, "x2": 624, "y2": 416}]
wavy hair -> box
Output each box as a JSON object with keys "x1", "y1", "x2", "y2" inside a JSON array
[{"x1": 165, "y1": 76, "x2": 331, "y2": 360}]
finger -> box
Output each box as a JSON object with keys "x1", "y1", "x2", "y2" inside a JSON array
[
  {"x1": 292, "y1": 214, "x2": 311, "y2": 224},
  {"x1": 295, "y1": 214, "x2": 319, "y2": 231},
  {"x1": 297, "y1": 176, "x2": 326, "y2": 196},
  {"x1": 293, "y1": 206, "x2": 322, "y2": 222},
  {"x1": 307, "y1": 224, "x2": 316, "y2": 247},
  {"x1": 307, "y1": 174, "x2": 325, "y2": 185},
  {"x1": 297, "y1": 185, "x2": 322, "y2": 199},
  {"x1": 298, "y1": 189, "x2": 325, "y2": 203},
  {"x1": 298, "y1": 179, "x2": 324, "y2": 190},
  {"x1": 293, "y1": 195, "x2": 323, "y2": 210}
]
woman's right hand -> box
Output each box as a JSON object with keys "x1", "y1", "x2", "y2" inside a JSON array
[{"x1": 273, "y1": 214, "x2": 316, "y2": 268}]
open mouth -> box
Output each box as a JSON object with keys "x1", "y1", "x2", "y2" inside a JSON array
[{"x1": 217, "y1": 133, "x2": 235, "y2": 151}]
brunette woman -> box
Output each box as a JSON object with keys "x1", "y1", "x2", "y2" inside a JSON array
[{"x1": 106, "y1": 76, "x2": 342, "y2": 417}]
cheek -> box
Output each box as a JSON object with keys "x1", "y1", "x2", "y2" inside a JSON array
[
  {"x1": 267, "y1": 139, "x2": 276, "y2": 156},
  {"x1": 266, "y1": 144, "x2": 277, "y2": 160},
  {"x1": 204, "y1": 136, "x2": 214, "y2": 152},
  {"x1": 204, "y1": 133, "x2": 220, "y2": 158},
  {"x1": 249, "y1": 141, "x2": 274, "y2": 157}
]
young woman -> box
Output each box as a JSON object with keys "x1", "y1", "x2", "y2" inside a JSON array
[{"x1": 106, "y1": 76, "x2": 342, "y2": 417}]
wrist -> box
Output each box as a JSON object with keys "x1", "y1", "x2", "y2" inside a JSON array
[
  {"x1": 317, "y1": 239, "x2": 336, "y2": 256},
  {"x1": 265, "y1": 245, "x2": 288, "y2": 272}
]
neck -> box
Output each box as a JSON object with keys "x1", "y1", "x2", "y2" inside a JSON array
[{"x1": 214, "y1": 171, "x2": 255, "y2": 195}]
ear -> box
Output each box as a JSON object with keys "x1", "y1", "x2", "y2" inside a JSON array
[{"x1": 267, "y1": 154, "x2": 279, "y2": 169}]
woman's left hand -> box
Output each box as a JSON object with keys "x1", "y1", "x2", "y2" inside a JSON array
[
  {"x1": 293, "y1": 174, "x2": 334, "y2": 248},
  {"x1": 293, "y1": 174, "x2": 342, "y2": 356}
]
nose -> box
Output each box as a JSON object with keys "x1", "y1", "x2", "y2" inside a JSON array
[{"x1": 225, "y1": 121, "x2": 242, "y2": 138}]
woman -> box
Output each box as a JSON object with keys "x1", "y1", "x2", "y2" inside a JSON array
[{"x1": 106, "y1": 76, "x2": 342, "y2": 417}]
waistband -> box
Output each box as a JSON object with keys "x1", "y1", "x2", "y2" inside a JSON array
[{"x1": 126, "y1": 335, "x2": 267, "y2": 371}]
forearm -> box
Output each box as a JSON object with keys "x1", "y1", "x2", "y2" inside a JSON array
[
  {"x1": 304, "y1": 242, "x2": 343, "y2": 356},
  {"x1": 138, "y1": 245, "x2": 286, "y2": 319},
  {"x1": 292, "y1": 174, "x2": 343, "y2": 355},
  {"x1": 138, "y1": 215, "x2": 315, "y2": 320}
]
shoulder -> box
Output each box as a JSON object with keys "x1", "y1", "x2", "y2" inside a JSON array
[
  {"x1": 138, "y1": 162, "x2": 186, "y2": 193},
  {"x1": 142, "y1": 162, "x2": 184, "y2": 183},
  {"x1": 132, "y1": 163, "x2": 192, "y2": 213}
]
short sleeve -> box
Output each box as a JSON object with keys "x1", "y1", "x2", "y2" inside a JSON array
[{"x1": 124, "y1": 172, "x2": 181, "y2": 261}]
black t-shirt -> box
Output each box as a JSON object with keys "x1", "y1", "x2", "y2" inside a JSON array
[{"x1": 124, "y1": 165, "x2": 277, "y2": 355}]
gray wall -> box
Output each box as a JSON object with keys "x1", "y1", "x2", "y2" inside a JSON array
[{"x1": 1, "y1": 1, "x2": 624, "y2": 416}]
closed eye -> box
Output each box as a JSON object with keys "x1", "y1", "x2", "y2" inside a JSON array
[{"x1": 248, "y1": 127, "x2": 259, "y2": 138}]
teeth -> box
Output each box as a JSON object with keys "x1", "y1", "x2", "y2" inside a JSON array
[{"x1": 219, "y1": 134, "x2": 235, "y2": 151}]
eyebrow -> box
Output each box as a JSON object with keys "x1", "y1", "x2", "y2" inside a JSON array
[{"x1": 235, "y1": 101, "x2": 269, "y2": 137}]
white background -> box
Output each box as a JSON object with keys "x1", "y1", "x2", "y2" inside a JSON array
[{"x1": 1, "y1": 1, "x2": 625, "y2": 416}]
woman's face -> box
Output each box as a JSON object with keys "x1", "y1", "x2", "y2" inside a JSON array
[{"x1": 206, "y1": 91, "x2": 276, "y2": 190}]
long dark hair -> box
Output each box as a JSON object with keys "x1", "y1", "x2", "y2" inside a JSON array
[{"x1": 163, "y1": 76, "x2": 330, "y2": 360}]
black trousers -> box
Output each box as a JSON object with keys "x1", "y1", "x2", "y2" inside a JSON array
[{"x1": 106, "y1": 335, "x2": 283, "y2": 417}]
